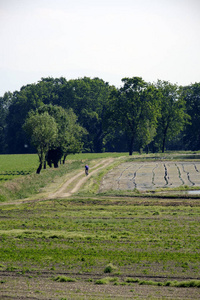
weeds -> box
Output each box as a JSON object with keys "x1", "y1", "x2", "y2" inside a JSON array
[
  {"x1": 104, "y1": 263, "x2": 118, "y2": 274},
  {"x1": 54, "y1": 276, "x2": 77, "y2": 282},
  {"x1": 125, "y1": 278, "x2": 200, "y2": 288},
  {"x1": 0, "y1": 280, "x2": 6, "y2": 284},
  {"x1": 95, "y1": 277, "x2": 118, "y2": 285}
]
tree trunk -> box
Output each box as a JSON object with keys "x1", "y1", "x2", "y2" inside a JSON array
[
  {"x1": 129, "y1": 135, "x2": 134, "y2": 155},
  {"x1": 162, "y1": 124, "x2": 169, "y2": 153},
  {"x1": 53, "y1": 162, "x2": 59, "y2": 168},
  {"x1": 63, "y1": 154, "x2": 67, "y2": 164},
  {"x1": 146, "y1": 144, "x2": 149, "y2": 154},
  {"x1": 162, "y1": 138, "x2": 165, "y2": 153},
  {"x1": 162, "y1": 130, "x2": 167, "y2": 153},
  {"x1": 48, "y1": 161, "x2": 52, "y2": 168},
  {"x1": 36, "y1": 163, "x2": 42, "y2": 174}
]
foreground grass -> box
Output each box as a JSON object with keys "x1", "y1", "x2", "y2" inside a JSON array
[
  {"x1": 1, "y1": 152, "x2": 200, "y2": 299},
  {"x1": 0, "y1": 197, "x2": 199, "y2": 281}
]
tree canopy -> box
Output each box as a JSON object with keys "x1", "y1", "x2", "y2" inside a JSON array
[
  {"x1": 107, "y1": 77, "x2": 160, "y2": 154},
  {"x1": 23, "y1": 111, "x2": 58, "y2": 173},
  {"x1": 182, "y1": 83, "x2": 200, "y2": 150},
  {"x1": 23, "y1": 105, "x2": 86, "y2": 173},
  {"x1": 0, "y1": 75, "x2": 199, "y2": 157},
  {"x1": 37, "y1": 104, "x2": 87, "y2": 166},
  {"x1": 153, "y1": 81, "x2": 189, "y2": 153}
]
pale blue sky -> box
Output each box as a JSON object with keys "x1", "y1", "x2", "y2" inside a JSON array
[{"x1": 0, "y1": 0, "x2": 200, "y2": 96}]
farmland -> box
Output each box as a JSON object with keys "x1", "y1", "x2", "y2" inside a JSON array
[
  {"x1": 100, "y1": 161, "x2": 200, "y2": 191},
  {"x1": 0, "y1": 154, "x2": 38, "y2": 181},
  {"x1": 0, "y1": 152, "x2": 200, "y2": 299}
]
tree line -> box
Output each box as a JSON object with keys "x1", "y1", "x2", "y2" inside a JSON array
[{"x1": 0, "y1": 76, "x2": 200, "y2": 160}]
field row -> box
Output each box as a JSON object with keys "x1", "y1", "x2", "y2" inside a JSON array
[
  {"x1": 100, "y1": 161, "x2": 200, "y2": 191},
  {"x1": 0, "y1": 198, "x2": 200, "y2": 279}
]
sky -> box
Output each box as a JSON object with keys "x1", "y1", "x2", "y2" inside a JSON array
[{"x1": 0, "y1": 0, "x2": 200, "y2": 96}]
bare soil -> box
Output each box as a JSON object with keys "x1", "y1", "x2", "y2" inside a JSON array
[
  {"x1": 1, "y1": 271, "x2": 200, "y2": 300},
  {"x1": 100, "y1": 161, "x2": 200, "y2": 191}
]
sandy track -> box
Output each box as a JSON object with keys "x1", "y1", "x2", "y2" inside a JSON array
[
  {"x1": 0, "y1": 158, "x2": 114, "y2": 206},
  {"x1": 49, "y1": 158, "x2": 114, "y2": 199}
]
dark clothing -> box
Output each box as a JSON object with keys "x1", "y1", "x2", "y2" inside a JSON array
[{"x1": 85, "y1": 165, "x2": 89, "y2": 175}]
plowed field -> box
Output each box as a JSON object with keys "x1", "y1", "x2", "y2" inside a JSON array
[{"x1": 100, "y1": 161, "x2": 200, "y2": 191}]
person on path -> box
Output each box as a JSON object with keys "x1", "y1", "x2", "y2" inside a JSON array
[{"x1": 85, "y1": 165, "x2": 89, "y2": 175}]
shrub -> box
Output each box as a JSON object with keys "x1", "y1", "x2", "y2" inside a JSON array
[
  {"x1": 104, "y1": 263, "x2": 118, "y2": 274},
  {"x1": 95, "y1": 278, "x2": 110, "y2": 285},
  {"x1": 125, "y1": 278, "x2": 140, "y2": 283},
  {"x1": 175, "y1": 280, "x2": 200, "y2": 288},
  {"x1": 125, "y1": 278, "x2": 200, "y2": 288},
  {"x1": 95, "y1": 277, "x2": 118, "y2": 285},
  {"x1": 153, "y1": 211, "x2": 160, "y2": 215},
  {"x1": 54, "y1": 276, "x2": 76, "y2": 282}
]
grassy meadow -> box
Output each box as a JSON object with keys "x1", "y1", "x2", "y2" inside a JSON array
[
  {"x1": 0, "y1": 152, "x2": 200, "y2": 299},
  {"x1": 1, "y1": 198, "x2": 200, "y2": 278},
  {"x1": 0, "y1": 154, "x2": 38, "y2": 181}
]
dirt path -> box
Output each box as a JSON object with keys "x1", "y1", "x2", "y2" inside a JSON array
[
  {"x1": 0, "y1": 158, "x2": 114, "y2": 206},
  {"x1": 48, "y1": 158, "x2": 114, "y2": 199}
]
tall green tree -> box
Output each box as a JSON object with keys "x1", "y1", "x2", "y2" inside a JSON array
[
  {"x1": 23, "y1": 112, "x2": 58, "y2": 174},
  {"x1": 6, "y1": 84, "x2": 44, "y2": 153},
  {"x1": 6, "y1": 77, "x2": 65, "y2": 154},
  {"x1": 0, "y1": 92, "x2": 12, "y2": 153},
  {"x1": 37, "y1": 105, "x2": 87, "y2": 167},
  {"x1": 5, "y1": 76, "x2": 110, "y2": 154},
  {"x1": 107, "y1": 77, "x2": 160, "y2": 155},
  {"x1": 154, "y1": 81, "x2": 189, "y2": 153},
  {"x1": 56, "y1": 77, "x2": 111, "y2": 152},
  {"x1": 181, "y1": 83, "x2": 200, "y2": 150}
]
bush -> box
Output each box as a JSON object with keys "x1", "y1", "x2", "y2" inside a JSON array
[
  {"x1": 54, "y1": 276, "x2": 76, "y2": 282},
  {"x1": 95, "y1": 277, "x2": 118, "y2": 285},
  {"x1": 125, "y1": 278, "x2": 200, "y2": 288},
  {"x1": 125, "y1": 278, "x2": 140, "y2": 283},
  {"x1": 95, "y1": 278, "x2": 110, "y2": 285},
  {"x1": 104, "y1": 263, "x2": 118, "y2": 273},
  {"x1": 175, "y1": 280, "x2": 200, "y2": 288}
]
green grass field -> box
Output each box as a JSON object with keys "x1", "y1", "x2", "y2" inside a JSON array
[
  {"x1": 0, "y1": 154, "x2": 38, "y2": 181},
  {"x1": 0, "y1": 197, "x2": 200, "y2": 299},
  {"x1": 1, "y1": 199, "x2": 200, "y2": 278}
]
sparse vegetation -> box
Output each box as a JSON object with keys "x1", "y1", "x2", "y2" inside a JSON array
[
  {"x1": 0, "y1": 152, "x2": 200, "y2": 299},
  {"x1": 125, "y1": 278, "x2": 200, "y2": 288},
  {"x1": 54, "y1": 276, "x2": 77, "y2": 283},
  {"x1": 104, "y1": 263, "x2": 118, "y2": 274},
  {"x1": 0, "y1": 197, "x2": 199, "y2": 278}
]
